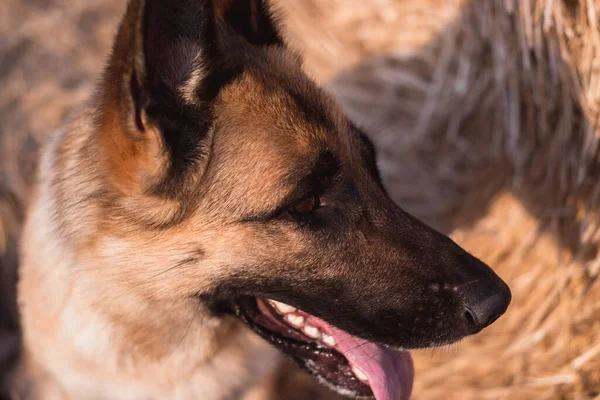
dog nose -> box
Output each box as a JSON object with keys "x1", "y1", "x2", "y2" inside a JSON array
[{"x1": 461, "y1": 278, "x2": 511, "y2": 333}]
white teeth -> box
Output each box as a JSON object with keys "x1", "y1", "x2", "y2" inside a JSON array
[
  {"x1": 321, "y1": 334, "x2": 336, "y2": 347},
  {"x1": 285, "y1": 314, "x2": 305, "y2": 328},
  {"x1": 268, "y1": 303, "x2": 336, "y2": 346},
  {"x1": 269, "y1": 300, "x2": 297, "y2": 314},
  {"x1": 303, "y1": 324, "x2": 321, "y2": 339},
  {"x1": 351, "y1": 365, "x2": 369, "y2": 383}
]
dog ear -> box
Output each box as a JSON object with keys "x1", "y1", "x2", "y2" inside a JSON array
[
  {"x1": 98, "y1": 0, "x2": 283, "y2": 200},
  {"x1": 215, "y1": 0, "x2": 284, "y2": 46},
  {"x1": 98, "y1": 0, "x2": 216, "y2": 199}
]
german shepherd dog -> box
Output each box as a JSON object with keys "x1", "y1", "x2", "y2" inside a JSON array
[{"x1": 10, "y1": 0, "x2": 511, "y2": 399}]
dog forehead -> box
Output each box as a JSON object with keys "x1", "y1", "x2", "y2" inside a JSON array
[
  {"x1": 216, "y1": 70, "x2": 345, "y2": 151},
  {"x1": 201, "y1": 73, "x2": 350, "y2": 210}
]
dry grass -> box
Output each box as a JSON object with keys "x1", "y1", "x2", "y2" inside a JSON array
[
  {"x1": 1, "y1": 0, "x2": 600, "y2": 399},
  {"x1": 281, "y1": 0, "x2": 600, "y2": 398}
]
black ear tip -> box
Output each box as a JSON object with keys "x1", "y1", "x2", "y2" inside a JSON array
[{"x1": 216, "y1": 0, "x2": 284, "y2": 46}]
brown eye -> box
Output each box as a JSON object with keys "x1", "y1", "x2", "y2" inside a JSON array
[{"x1": 288, "y1": 195, "x2": 320, "y2": 216}]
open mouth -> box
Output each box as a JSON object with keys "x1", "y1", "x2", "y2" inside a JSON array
[{"x1": 235, "y1": 297, "x2": 414, "y2": 400}]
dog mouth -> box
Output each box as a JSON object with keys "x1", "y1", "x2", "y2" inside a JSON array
[{"x1": 235, "y1": 297, "x2": 414, "y2": 400}]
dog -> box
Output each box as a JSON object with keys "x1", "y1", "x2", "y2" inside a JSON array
[{"x1": 7, "y1": 0, "x2": 511, "y2": 398}]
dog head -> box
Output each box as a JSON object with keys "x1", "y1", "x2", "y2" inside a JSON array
[{"x1": 88, "y1": 0, "x2": 512, "y2": 398}]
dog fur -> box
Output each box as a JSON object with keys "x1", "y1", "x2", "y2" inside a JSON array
[{"x1": 5, "y1": 0, "x2": 510, "y2": 398}]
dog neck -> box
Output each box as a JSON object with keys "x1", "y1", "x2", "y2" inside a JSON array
[{"x1": 16, "y1": 120, "x2": 279, "y2": 399}]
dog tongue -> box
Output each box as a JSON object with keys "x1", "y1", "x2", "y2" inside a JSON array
[{"x1": 306, "y1": 315, "x2": 414, "y2": 400}]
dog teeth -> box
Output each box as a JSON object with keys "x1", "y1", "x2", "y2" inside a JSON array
[
  {"x1": 268, "y1": 302, "x2": 336, "y2": 346},
  {"x1": 351, "y1": 365, "x2": 369, "y2": 383},
  {"x1": 269, "y1": 300, "x2": 297, "y2": 314},
  {"x1": 285, "y1": 314, "x2": 305, "y2": 328},
  {"x1": 321, "y1": 334, "x2": 336, "y2": 347},
  {"x1": 302, "y1": 324, "x2": 321, "y2": 339}
]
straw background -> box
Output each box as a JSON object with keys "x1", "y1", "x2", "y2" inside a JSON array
[{"x1": 1, "y1": 0, "x2": 599, "y2": 398}]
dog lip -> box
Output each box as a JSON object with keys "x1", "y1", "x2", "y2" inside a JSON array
[
  {"x1": 234, "y1": 296, "x2": 375, "y2": 398},
  {"x1": 261, "y1": 299, "x2": 414, "y2": 400},
  {"x1": 235, "y1": 297, "x2": 414, "y2": 400}
]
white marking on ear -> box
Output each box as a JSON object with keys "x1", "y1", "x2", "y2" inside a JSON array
[{"x1": 179, "y1": 51, "x2": 206, "y2": 105}]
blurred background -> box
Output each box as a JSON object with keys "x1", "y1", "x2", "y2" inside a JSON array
[{"x1": 1, "y1": 0, "x2": 600, "y2": 398}]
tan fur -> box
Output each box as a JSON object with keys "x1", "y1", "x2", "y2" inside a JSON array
[
  {"x1": 8, "y1": 0, "x2": 513, "y2": 398},
  {"x1": 4, "y1": 0, "x2": 600, "y2": 399},
  {"x1": 14, "y1": 46, "x2": 349, "y2": 398}
]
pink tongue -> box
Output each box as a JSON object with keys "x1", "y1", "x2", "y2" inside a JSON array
[{"x1": 305, "y1": 315, "x2": 414, "y2": 400}]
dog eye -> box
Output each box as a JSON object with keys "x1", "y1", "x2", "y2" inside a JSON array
[{"x1": 288, "y1": 195, "x2": 320, "y2": 216}]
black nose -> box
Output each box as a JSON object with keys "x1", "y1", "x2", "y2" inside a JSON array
[{"x1": 461, "y1": 278, "x2": 511, "y2": 333}]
